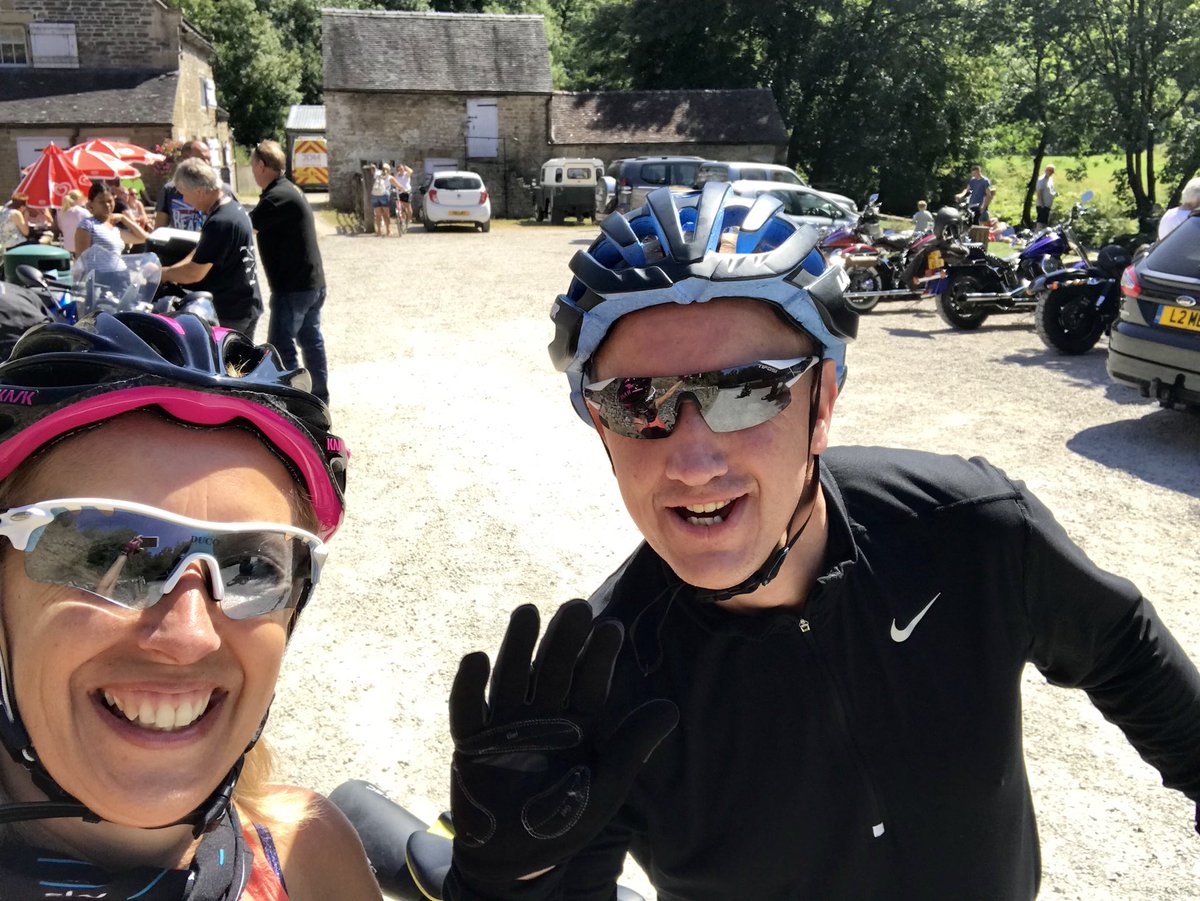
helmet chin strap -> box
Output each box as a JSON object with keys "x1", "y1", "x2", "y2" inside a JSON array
[{"x1": 692, "y1": 456, "x2": 821, "y2": 603}]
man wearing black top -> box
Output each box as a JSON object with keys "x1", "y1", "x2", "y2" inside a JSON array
[
  {"x1": 249, "y1": 140, "x2": 329, "y2": 403},
  {"x1": 442, "y1": 186, "x2": 1200, "y2": 900},
  {"x1": 160, "y1": 158, "x2": 262, "y2": 337}
]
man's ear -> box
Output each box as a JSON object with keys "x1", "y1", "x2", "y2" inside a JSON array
[{"x1": 809, "y1": 359, "x2": 839, "y2": 457}]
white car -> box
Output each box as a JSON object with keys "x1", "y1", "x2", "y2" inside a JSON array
[
  {"x1": 696, "y1": 160, "x2": 858, "y2": 214},
  {"x1": 422, "y1": 171, "x2": 491, "y2": 232},
  {"x1": 729, "y1": 180, "x2": 858, "y2": 237}
]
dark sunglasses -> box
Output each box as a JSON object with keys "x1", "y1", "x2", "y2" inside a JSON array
[
  {"x1": 583, "y1": 356, "x2": 820, "y2": 440},
  {"x1": 0, "y1": 499, "x2": 326, "y2": 620}
]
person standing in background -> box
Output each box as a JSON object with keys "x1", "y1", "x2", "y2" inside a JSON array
[
  {"x1": 249, "y1": 140, "x2": 330, "y2": 403},
  {"x1": 154, "y1": 140, "x2": 237, "y2": 231},
  {"x1": 56, "y1": 189, "x2": 88, "y2": 256},
  {"x1": 956, "y1": 164, "x2": 992, "y2": 224},
  {"x1": 1035, "y1": 164, "x2": 1057, "y2": 231},
  {"x1": 912, "y1": 200, "x2": 934, "y2": 233},
  {"x1": 1157, "y1": 177, "x2": 1200, "y2": 241}
]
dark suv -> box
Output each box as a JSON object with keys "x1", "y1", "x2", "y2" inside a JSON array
[
  {"x1": 595, "y1": 156, "x2": 705, "y2": 221},
  {"x1": 1107, "y1": 212, "x2": 1200, "y2": 409}
]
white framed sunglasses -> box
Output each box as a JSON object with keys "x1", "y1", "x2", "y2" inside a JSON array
[{"x1": 0, "y1": 498, "x2": 327, "y2": 620}]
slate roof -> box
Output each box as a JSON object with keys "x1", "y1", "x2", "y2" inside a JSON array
[
  {"x1": 286, "y1": 104, "x2": 326, "y2": 132},
  {"x1": 0, "y1": 69, "x2": 178, "y2": 126},
  {"x1": 550, "y1": 89, "x2": 789, "y2": 145},
  {"x1": 322, "y1": 9, "x2": 551, "y2": 94}
]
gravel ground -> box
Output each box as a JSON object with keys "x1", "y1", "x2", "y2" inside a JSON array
[{"x1": 267, "y1": 210, "x2": 1200, "y2": 899}]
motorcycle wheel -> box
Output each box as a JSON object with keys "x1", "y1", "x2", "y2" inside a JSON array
[
  {"x1": 845, "y1": 268, "x2": 881, "y2": 313},
  {"x1": 1034, "y1": 289, "x2": 1104, "y2": 354},
  {"x1": 936, "y1": 274, "x2": 989, "y2": 330}
]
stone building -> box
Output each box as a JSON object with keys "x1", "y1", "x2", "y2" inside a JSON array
[
  {"x1": 323, "y1": 9, "x2": 551, "y2": 216},
  {"x1": 0, "y1": 0, "x2": 234, "y2": 199},
  {"x1": 549, "y1": 90, "x2": 788, "y2": 164},
  {"x1": 322, "y1": 8, "x2": 788, "y2": 217}
]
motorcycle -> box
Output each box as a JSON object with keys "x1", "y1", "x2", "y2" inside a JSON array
[
  {"x1": 932, "y1": 191, "x2": 1096, "y2": 330},
  {"x1": 1032, "y1": 243, "x2": 1133, "y2": 354},
  {"x1": 19, "y1": 247, "x2": 219, "y2": 326},
  {"x1": 832, "y1": 203, "x2": 961, "y2": 313},
  {"x1": 330, "y1": 780, "x2": 647, "y2": 901}
]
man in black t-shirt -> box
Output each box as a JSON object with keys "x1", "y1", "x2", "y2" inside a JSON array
[
  {"x1": 160, "y1": 158, "x2": 262, "y2": 336},
  {"x1": 249, "y1": 140, "x2": 329, "y2": 402}
]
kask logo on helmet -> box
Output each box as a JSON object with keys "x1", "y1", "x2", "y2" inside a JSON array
[{"x1": 0, "y1": 389, "x2": 36, "y2": 406}]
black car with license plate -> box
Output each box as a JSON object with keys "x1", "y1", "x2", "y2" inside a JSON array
[{"x1": 1107, "y1": 212, "x2": 1200, "y2": 409}]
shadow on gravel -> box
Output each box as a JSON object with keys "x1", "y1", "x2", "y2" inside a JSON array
[
  {"x1": 926, "y1": 321, "x2": 1034, "y2": 336},
  {"x1": 999, "y1": 346, "x2": 1109, "y2": 389},
  {"x1": 884, "y1": 328, "x2": 936, "y2": 340},
  {"x1": 1068, "y1": 409, "x2": 1200, "y2": 497}
]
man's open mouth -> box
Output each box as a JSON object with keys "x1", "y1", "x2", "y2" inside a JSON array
[{"x1": 676, "y1": 499, "x2": 734, "y2": 526}]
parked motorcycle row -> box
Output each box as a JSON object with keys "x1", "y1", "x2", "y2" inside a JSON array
[{"x1": 822, "y1": 191, "x2": 1132, "y2": 355}]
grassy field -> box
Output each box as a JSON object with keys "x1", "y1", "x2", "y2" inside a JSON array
[{"x1": 985, "y1": 151, "x2": 1127, "y2": 206}]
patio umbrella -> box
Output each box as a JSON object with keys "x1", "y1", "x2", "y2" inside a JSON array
[
  {"x1": 61, "y1": 146, "x2": 141, "y2": 180},
  {"x1": 68, "y1": 138, "x2": 165, "y2": 166},
  {"x1": 12, "y1": 142, "x2": 91, "y2": 208}
]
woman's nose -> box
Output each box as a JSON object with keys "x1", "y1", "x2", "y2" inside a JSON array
[{"x1": 137, "y1": 566, "x2": 222, "y2": 663}]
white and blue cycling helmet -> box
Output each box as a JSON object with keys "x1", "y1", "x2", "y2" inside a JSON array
[{"x1": 548, "y1": 181, "x2": 857, "y2": 423}]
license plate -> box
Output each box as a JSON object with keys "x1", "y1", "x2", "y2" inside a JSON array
[
  {"x1": 1156, "y1": 304, "x2": 1200, "y2": 333},
  {"x1": 449, "y1": 210, "x2": 469, "y2": 216}
]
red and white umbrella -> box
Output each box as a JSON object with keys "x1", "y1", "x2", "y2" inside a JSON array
[
  {"x1": 12, "y1": 142, "x2": 92, "y2": 208},
  {"x1": 68, "y1": 138, "x2": 165, "y2": 167},
  {"x1": 60, "y1": 146, "x2": 141, "y2": 179}
]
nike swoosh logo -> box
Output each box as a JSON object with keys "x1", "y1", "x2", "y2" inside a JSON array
[{"x1": 890, "y1": 593, "x2": 942, "y2": 643}]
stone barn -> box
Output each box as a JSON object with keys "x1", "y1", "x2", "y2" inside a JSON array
[
  {"x1": 548, "y1": 89, "x2": 788, "y2": 165},
  {"x1": 322, "y1": 9, "x2": 552, "y2": 217}
]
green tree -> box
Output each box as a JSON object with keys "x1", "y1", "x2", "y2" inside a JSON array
[
  {"x1": 1074, "y1": 0, "x2": 1200, "y2": 219},
  {"x1": 169, "y1": 0, "x2": 301, "y2": 145}
]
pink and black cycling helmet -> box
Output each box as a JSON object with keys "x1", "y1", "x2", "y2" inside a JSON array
[{"x1": 0, "y1": 311, "x2": 346, "y2": 539}]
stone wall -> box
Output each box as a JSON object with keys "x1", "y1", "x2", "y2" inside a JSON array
[
  {"x1": 173, "y1": 42, "x2": 221, "y2": 140},
  {"x1": 327, "y1": 91, "x2": 551, "y2": 217},
  {"x1": 7, "y1": 0, "x2": 182, "y2": 70}
]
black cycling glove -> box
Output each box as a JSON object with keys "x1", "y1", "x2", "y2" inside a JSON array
[{"x1": 448, "y1": 600, "x2": 678, "y2": 884}]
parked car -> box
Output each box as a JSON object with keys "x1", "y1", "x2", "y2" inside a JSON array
[
  {"x1": 728, "y1": 180, "x2": 857, "y2": 237},
  {"x1": 1107, "y1": 211, "x2": 1200, "y2": 409},
  {"x1": 595, "y1": 156, "x2": 706, "y2": 222},
  {"x1": 695, "y1": 160, "x2": 858, "y2": 214},
  {"x1": 531, "y1": 157, "x2": 603, "y2": 224},
  {"x1": 421, "y1": 171, "x2": 491, "y2": 232}
]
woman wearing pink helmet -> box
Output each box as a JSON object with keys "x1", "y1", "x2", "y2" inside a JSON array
[{"x1": 0, "y1": 311, "x2": 379, "y2": 899}]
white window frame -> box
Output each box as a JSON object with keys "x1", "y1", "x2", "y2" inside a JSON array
[
  {"x1": 200, "y1": 77, "x2": 217, "y2": 109},
  {"x1": 0, "y1": 24, "x2": 28, "y2": 66}
]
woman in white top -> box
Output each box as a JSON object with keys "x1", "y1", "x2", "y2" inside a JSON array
[{"x1": 75, "y1": 183, "x2": 148, "y2": 257}]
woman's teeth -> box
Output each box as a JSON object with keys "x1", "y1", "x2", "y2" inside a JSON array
[
  {"x1": 683, "y1": 499, "x2": 732, "y2": 526},
  {"x1": 102, "y1": 690, "x2": 213, "y2": 731}
]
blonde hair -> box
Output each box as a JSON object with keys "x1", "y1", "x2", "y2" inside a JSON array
[
  {"x1": 234, "y1": 739, "x2": 315, "y2": 830},
  {"x1": 60, "y1": 190, "x2": 85, "y2": 213}
]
